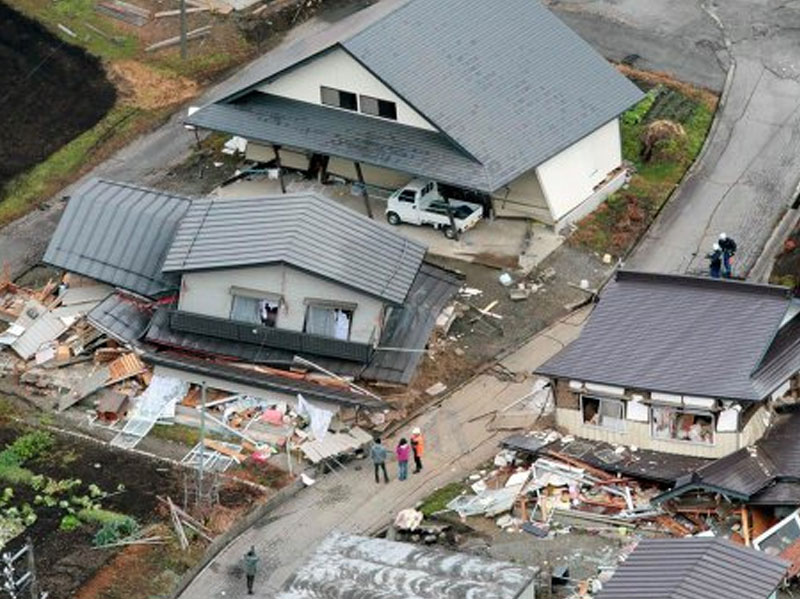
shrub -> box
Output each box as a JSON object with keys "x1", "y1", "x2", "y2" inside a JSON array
[
  {"x1": 92, "y1": 516, "x2": 138, "y2": 547},
  {"x1": 4, "y1": 431, "x2": 54, "y2": 464},
  {"x1": 60, "y1": 514, "x2": 81, "y2": 532}
]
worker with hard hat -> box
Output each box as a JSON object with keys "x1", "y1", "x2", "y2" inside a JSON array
[
  {"x1": 410, "y1": 427, "x2": 424, "y2": 473},
  {"x1": 718, "y1": 233, "x2": 737, "y2": 278},
  {"x1": 706, "y1": 243, "x2": 723, "y2": 278}
]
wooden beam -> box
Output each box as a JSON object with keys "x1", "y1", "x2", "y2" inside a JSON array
[
  {"x1": 353, "y1": 162, "x2": 374, "y2": 219},
  {"x1": 273, "y1": 145, "x2": 286, "y2": 193}
]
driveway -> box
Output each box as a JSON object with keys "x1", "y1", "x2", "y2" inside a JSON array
[
  {"x1": 177, "y1": 308, "x2": 588, "y2": 599},
  {"x1": 553, "y1": 0, "x2": 800, "y2": 277}
]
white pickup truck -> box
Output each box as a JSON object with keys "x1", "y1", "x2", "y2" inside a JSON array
[{"x1": 385, "y1": 180, "x2": 483, "y2": 239}]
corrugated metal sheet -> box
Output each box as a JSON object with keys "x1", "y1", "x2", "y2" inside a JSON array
[
  {"x1": 163, "y1": 192, "x2": 426, "y2": 305},
  {"x1": 537, "y1": 271, "x2": 793, "y2": 401},
  {"x1": 596, "y1": 538, "x2": 787, "y2": 599},
  {"x1": 363, "y1": 262, "x2": 462, "y2": 383},
  {"x1": 187, "y1": 95, "x2": 489, "y2": 191},
  {"x1": 42, "y1": 179, "x2": 192, "y2": 298},
  {"x1": 87, "y1": 292, "x2": 153, "y2": 344},
  {"x1": 190, "y1": 0, "x2": 643, "y2": 192},
  {"x1": 10, "y1": 311, "x2": 69, "y2": 360},
  {"x1": 143, "y1": 352, "x2": 387, "y2": 410},
  {"x1": 276, "y1": 533, "x2": 537, "y2": 599}
]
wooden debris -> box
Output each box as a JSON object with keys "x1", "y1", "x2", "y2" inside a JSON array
[
  {"x1": 96, "y1": 0, "x2": 151, "y2": 26},
  {"x1": 154, "y1": 6, "x2": 209, "y2": 17},
  {"x1": 168, "y1": 497, "x2": 189, "y2": 550},
  {"x1": 108, "y1": 353, "x2": 146, "y2": 380},
  {"x1": 203, "y1": 438, "x2": 246, "y2": 463},
  {"x1": 145, "y1": 25, "x2": 212, "y2": 52}
]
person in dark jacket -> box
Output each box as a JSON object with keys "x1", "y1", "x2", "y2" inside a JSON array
[
  {"x1": 718, "y1": 232, "x2": 737, "y2": 278},
  {"x1": 243, "y1": 546, "x2": 259, "y2": 595},
  {"x1": 707, "y1": 243, "x2": 723, "y2": 278},
  {"x1": 370, "y1": 438, "x2": 390, "y2": 483}
]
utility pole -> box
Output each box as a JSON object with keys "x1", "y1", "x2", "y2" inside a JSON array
[
  {"x1": 196, "y1": 381, "x2": 206, "y2": 506},
  {"x1": 179, "y1": 0, "x2": 187, "y2": 59}
]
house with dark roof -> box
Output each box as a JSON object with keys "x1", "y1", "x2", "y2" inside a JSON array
[
  {"x1": 536, "y1": 270, "x2": 800, "y2": 459},
  {"x1": 43, "y1": 179, "x2": 461, "y2": 406},
  {"x1": 185, "y1": 0, "x2": 643, "y2": 231},
  {"x1": 596, "y1": 538, "x2": 787, "y2": 599}
]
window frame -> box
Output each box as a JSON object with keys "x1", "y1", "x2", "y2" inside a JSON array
[
  {"x1": 580, "y1": 395, "x2": 626, "y2": 432},
  {"x1": 302, "y1": 301, "x2": 355, "y2": 341},
  {"x1": 650, "y1": 404, "x2": 716, "y2": 446},
  {"x1": 229, "y1": 294, "x2": 280, "y2": 328},
  {"x1": 359, "y1": 94, "x2": 398, "y2": 120},
  {"x1": 320, "y1": 86, "x2": 358, "y2": 111}
]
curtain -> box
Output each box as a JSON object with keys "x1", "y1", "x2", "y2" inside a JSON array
[
  {"x1": 231, "y1": 296, "x2": 260, "y2": 324},
  {"x1": 306, "y1": 305, "x2": 337, "y2": 337}
]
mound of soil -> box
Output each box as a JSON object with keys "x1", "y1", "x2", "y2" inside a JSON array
[{"x1": 0, "y1": 2, "x2": 116, "y2": 189}]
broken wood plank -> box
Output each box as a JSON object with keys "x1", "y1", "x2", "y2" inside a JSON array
[
  {"x1": 145, "y1": 25, "x2": 211, "y2": 51},
  {"x1": 154, "y1": 7, "x2": 209, "y2": 17},
  {"x1": 167, "y1": 497, "x2": 189, "y2": 550},
  {"x1": 203, "y1": 438, "x2": 246, "y2": 463}
]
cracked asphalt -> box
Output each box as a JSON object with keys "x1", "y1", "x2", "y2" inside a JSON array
[{"x1": 554, "y1": 0, "x2": 800, "y2": 276}]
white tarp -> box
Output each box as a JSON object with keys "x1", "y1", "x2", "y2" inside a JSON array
[{"x1": 297, "y1": 394, "x2": 335, "y2": 441}]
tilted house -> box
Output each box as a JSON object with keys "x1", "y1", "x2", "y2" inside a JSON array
[
  {"x1": 43, "y1": 179, "x2": 461, "y2": 407},
  {"x1": 185, "y1": 0, "x2": 643, "y2": 231},
  {"x1": 536, "y1": 271, "x2": 800, "y2": 459}
]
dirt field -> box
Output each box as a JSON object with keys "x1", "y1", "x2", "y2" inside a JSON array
[
  {"x1": 0, "y1": 420, "x2": 263, "y2": 599},
  {"x1": 0, "y1": 1, "x2": 116, "y2": 190}
]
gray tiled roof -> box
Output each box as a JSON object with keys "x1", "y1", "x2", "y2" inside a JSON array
[
  {"x1": 596, "y1": 538, "x2": 787, "y2": 599},
  {"x1": 189, "y1": 0, "x2": 643, "y2": 192},
  {"x1": 752, "y1": 312, "x2": 800, "y2": 397},
  {"x1": 162, "y1": 193, "x2": 426, "y2": 305},
  {"x1": 43, "y1": 179, "x2": 192, "y2": 298},
  {"x1": 87, "y1": 292, "x2": 154, "y2": 344},
  {"x1": 277, "y1": 533, "x2": 537, "y2": 599},
  {"x1": 188, "y1": 94, "x2": 489, "y2": 190},
  {"x1": 537, "y1": 271, "x2": 794, "y2": 402}
]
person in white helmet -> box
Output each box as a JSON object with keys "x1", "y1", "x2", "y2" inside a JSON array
[
  {"x1": 706, "y1": 243, "x2": 723, "y2": 278},
  {"x1": 718, "y1": 233, "x2": 737, "y2": 278}
]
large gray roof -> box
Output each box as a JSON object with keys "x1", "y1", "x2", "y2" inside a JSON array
[
  {"x1": 188, "y1": 0, "x2": 643, "y2": 192},
  {"x1": 43, "y1": 179, "x2": 191, "y2": 298},
  {"x1": 537, "y1": 271, "x2": 794, "y2": 402},
  {"x1": 276, "y1": 532, "x2": 537, "y2": 599},
  {"x1": 162, "y1": 193, "x2": 426, "y2": 304},
  {"x1": 597, "y1": 538, "x2": 787, "y2": 599}
]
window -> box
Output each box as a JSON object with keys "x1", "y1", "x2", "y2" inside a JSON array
[
  {"x1": 304, "y1": 304, "x2": 354, "y2": 340},
  {"x1": 581, "y1": 396, "x2": 625, "y2": 432},
  {"x1": 320, "y1": 86, "x2": 357, "y2": 111},
  {"x1": 398, "y1": 189, "x2": 416, "y2": 203},
  {"x1": 651, "y1": 406, "x2": 714, "y2": 445},
  {"x1": 359, "y1": 94, "x2": 398, "y2": 120},
  {"x1": 230, "y1": 295, "x2": 279, "y2": 327}
]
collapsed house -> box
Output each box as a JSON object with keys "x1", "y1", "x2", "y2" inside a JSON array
[
  {"x1": 535, "y1": 271, "x2": 800, "y2": 460},
  {"x1": 185, "y1": 0, "x2": 643, "y2": 230},
  {"x1": 276, "y1": 532, "x2": 538, "y2": 599},
  {"x1": 0, "y1": 178, "x2": 461, "y2": 460},
  {"x1": 596, "y1": 537, "x2": 788, "y2": 599}
]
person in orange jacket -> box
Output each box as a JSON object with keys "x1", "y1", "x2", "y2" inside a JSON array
[{"x1": 410, "y1": 427, "x2": 424, "y2": 473}]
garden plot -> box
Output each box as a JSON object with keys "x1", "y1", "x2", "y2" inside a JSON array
[{"x1": 0, "y1": 422, "x2": 263, "y2": 599}]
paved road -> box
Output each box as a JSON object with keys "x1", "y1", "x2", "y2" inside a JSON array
[
  {"x1": 558, "y1": 0, "x2": 800, "y2": 277},
  {"x1": 178, "y1": 309, "x2": 588, "y2": 599}
]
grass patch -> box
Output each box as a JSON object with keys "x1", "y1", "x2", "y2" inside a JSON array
[
  {"x1": 418, "y1": 482, "x2": 468, "y2": 517},
  {"x1": 571, "y1": 80, "x2": 716, "y2": 257},
  {"x1": 149, "y1": 424, "x2": 204, "y2": 447}
]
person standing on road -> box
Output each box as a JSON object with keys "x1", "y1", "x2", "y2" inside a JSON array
[
  {"x1": 707, "y1": 243, "x2": 723, "y2": 279},
  {"x1": 243, "y1": 546, "x2": 259, "y2": 595},
  {"x1": 410, "y1": 428, "x2": 424, "y2": 473},
  {"x1": 719, "y1": 232, "x2": 737, "y2": 278},
  {"x1": 396, "y1": 438, "x2": 411, "y2": 481},
  {"x1": 371, "y1": 438, "x2": 390, "y2": 484}
]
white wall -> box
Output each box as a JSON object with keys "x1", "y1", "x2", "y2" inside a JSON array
[
  {"x1": 535, "y1": 119, "x2": 622, "y2": 222},
  {"x1": 259, "y1": 47, "x2": 436, "y2": 131},
  {"x1": 178, "y1": 264, "x2": 386, "y2": 344},
  {"x1": 492, "y1": 169, "x2": 553, "y2": 222}
]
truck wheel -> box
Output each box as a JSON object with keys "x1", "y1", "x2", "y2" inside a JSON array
[
  {"x1": 387, "y1": 212, "x2": 401, "y2": 226},
  {"x1": 443, "y1": 226, "x2": 456, "y2": 239}
]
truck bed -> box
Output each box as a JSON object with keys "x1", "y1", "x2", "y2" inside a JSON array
[{"x1": 426, "y1": 200, "x2": 479, "y2": 220}]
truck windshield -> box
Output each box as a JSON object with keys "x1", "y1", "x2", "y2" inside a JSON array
[{"x1": 399, "y1": 190, "x2": 416, "y2": 203}]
